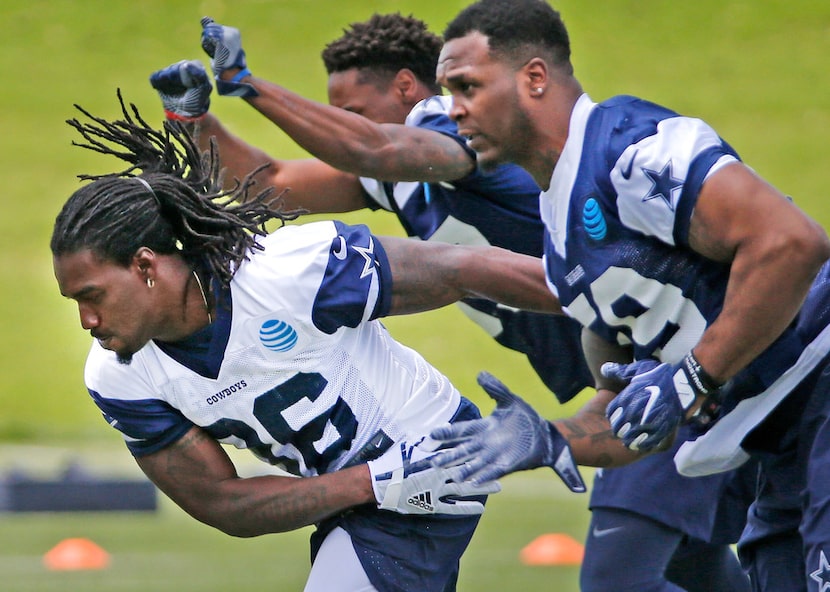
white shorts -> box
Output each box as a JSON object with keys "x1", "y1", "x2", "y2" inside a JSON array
[{"x1": 304, "y1": 526, "x2": 378, "y2": 592}]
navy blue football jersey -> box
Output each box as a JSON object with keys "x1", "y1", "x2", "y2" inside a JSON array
[
  {"x1": 542, "y1": 94, "x2": 830, "y2": 477},
  {"x1": 360, "y1": 95, "x2": 592, "y2": 402}
]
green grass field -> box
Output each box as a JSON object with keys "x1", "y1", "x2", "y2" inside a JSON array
[{"x1": 2, "y1": 0, "x2": 829, "y2": 590}]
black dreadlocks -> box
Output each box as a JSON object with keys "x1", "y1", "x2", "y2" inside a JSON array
[{"x1": 51, "y1": 91, "x2": 300, "y2": 288}]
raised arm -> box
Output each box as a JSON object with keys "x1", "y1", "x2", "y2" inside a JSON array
[
  {"x1": 378, "y1": 236, "x2": 562, "y2": 316},
  {"x1": 149, "y1": 61, "x2": 369, "y2": 213},
  {"x1": 236, "y1": 74, "x2": 474, "y2": 182},
  {"x1": 199, "y1": 18, "x2": 475, "y2": 182}
]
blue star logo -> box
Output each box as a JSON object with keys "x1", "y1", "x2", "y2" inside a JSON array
[
  {"x1": 642, "y1": 160, "x2": 683, "y2": 211},
  {"x1": 811, "y1": 550, "x2": 830, "y2": 592}
]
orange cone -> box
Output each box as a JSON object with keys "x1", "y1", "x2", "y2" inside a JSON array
[
  {"x1": 43, "y1": 537, "x2": 110, "y2": 571},
  {"x1": 519, "y1": 532, "x2": 584, "y2": 566}
]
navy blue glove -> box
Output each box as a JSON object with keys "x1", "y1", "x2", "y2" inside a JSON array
[
  {"x1": 428, "y1": 372, "x2": 586, "y2": 492},
  {"x1": 200, "y1": 17, "x2": 258, "y2": 97},
  {"x1": 149, "y1": 60, "x2": 212, "y2": 122},
  {"x1": 603, "y1": 353, "x2": 719, "y2": 451}
]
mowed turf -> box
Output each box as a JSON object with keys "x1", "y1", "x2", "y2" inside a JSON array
[{"x1": 1, "y1": 1, "x2": 828, "y2": 591}]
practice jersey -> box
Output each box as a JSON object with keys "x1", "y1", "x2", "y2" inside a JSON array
[
  {"x1": 84, "y1": 221, "x2": 461, "y2": 476},
  {"x1": 543, "y1": 93, "x2": 830, "y2": 476},
  {"x1": 360, "y1": 94, "x2": 591, "y2": 402}
]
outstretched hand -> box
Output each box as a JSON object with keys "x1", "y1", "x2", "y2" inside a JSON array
[
  {"x1": 149, "y1": 60, "x2": 212, "y2": 122},
  {"x1": 367, "y1": 437, "x2": 500, "y2": 516},
  {"x1": 429, "y1": 372, "x2": 586, "y2": 492}
]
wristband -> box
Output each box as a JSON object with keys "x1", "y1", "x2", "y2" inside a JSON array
[
  {"x1": 230, "y1": 67, "x2": 253, "y2": 84},
  {"x1": 683, "y1": 352, "x2": 724, "y2": 426},
  {"x1": 163, "y1": 110, "x2": 206, "y2": 123},
  {"x1": 682, "y1": 351, "x2": 721, "y2": 396}
]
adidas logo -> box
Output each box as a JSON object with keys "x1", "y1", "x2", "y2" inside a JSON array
[{"x1": 407, "y1": 490, "x2": 434, "y2": 512}]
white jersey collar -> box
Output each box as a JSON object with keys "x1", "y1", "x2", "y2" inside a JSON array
[{"x1": 540, "y1": 93, "x2": 597, "y2": 258}]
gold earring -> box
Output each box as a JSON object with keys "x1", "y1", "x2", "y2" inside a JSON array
[{"x1": 147, "y1": 278, "x2": 154, "y2": 288}]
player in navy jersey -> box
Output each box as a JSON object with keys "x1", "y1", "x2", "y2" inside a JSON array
[
  {"x1": 427, "y1": 1, "x2": 830, "y2": 591},
  {"x1": 145, "y1": 12, "x2": 752, "y2": 591},
  {"x1": 49, "y1": 96, "x2": 582, "y2": 592}
]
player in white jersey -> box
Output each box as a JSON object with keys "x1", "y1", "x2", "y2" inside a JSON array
[
  {"x1": 147, "y1": 14, "x2": 752, "y2": 590},
  {"x1": 49, "y1": 96, "x2": 575, "y2": 592},
  {"x1": 428, "y1": 1, "x2": 830, "y2": 591}
]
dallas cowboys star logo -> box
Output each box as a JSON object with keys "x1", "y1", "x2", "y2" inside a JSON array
[
  {"x1": 642, "y1": 160, "x2": 683, "y2": 211},
  {"x1": 352, "y1": 237, "x2": 377, "y2": 279},
  {"x1": 811, "y1": 550, "x2": 830, "y2": 592}
]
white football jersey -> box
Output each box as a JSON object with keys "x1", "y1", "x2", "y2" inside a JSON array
[{"x1": 84, "y1": 221, "x2": 460, "y2": 476}]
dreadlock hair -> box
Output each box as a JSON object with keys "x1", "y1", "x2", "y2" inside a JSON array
[
  {"x1": 51, "y1": 91, "x2": 300, "y2": 289},
  {"x1": 444, "y1": 0, "x2": 572, "y2": 73},
  {"x1": 321, "y1": 13, "x2": 443, "y2": 94}
]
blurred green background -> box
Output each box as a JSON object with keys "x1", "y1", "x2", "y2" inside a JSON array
[{"x1": 1, "y1": 0, "x2": 828, "y2": 590}]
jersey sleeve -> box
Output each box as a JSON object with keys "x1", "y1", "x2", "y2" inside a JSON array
[
  {"x1": 609, "y1": 114, "x2": 739, "y2": 248},
  {"x1": 89, "y1": 387, "x2": 194, "y2": 456},
  {"x1": 84, "y1": 343, "x2": 194, "y2": 457},
  {"x1": 311, "y1": 221, "x2": 393, "y2": 334}
]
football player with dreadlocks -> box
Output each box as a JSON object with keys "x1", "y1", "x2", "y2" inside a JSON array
[{"x1": 51, "y1": 93, "x2": 570, "y2": 592}]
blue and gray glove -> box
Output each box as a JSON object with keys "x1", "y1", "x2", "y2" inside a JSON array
[
  {"x1": 367, "y1": 437, "x2": 500, "y2": 515},
  {"x1": 149, "y1": 60, "x2": 212, "y2": 122},
  {"x1": 603, "y1": 352, "x2": 721, "y2": 452},
  {"x1": 428, "y1": 372, "x2": 586, "y2": 493},
  {"x1": 200, "y1": 16, "x2": 258, "y2": 97}
]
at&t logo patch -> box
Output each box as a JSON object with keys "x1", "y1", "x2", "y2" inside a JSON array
[{"x1": 259, "y1": 319, "x2": 298, "y2": 352}]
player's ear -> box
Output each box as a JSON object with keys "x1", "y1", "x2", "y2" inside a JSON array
[
  {"x1": 523, "y1": 58, "x2": 549, "y2": 98},
  {"x1": 392, "y1": 68, "x2": 418, "y2": 102},
  {"x1": 132, "y1": 247, "x2": 157, "y2": 284}
]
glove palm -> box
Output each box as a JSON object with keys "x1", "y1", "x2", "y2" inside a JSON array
[{"x1": 429, "y1": 372, "x2": 586, "y2": 492}]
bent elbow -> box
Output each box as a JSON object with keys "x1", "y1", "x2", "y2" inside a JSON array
[{"x1": 792, "y1": 221, "x2": 830, "y2": 276}]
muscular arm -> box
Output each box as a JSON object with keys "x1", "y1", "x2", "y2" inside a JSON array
[
  {"x1": 687, "y1": 162, "x2": 830, "y2": 382},
  {"x1": 379, "y1": 236, "x2": 562, "y2": 315},
  {"x1": 228, "y1": 72, "x2": 475, "y2": 182},
  {"x1": 192, "y1": 113, "x2": 369, "y2": 213},
  {"x1": 135, "y1": 426, "x2": 373, "y2": 537}
]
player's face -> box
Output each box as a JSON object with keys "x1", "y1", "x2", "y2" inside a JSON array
[
  {"x1": 437, "y1": 32, "x2": 532, "y2": 171},
  {"x1": 327, "y1": 68, "x2": 411, "y2": 124},
  {"x1": 54, "y1": 249, "x2": 157, "y2": 363}
]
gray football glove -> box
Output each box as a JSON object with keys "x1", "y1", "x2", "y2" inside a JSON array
[
  {"x1": 367, "y1": 437, "x2": 500, "y2": 515},
  {"x1": 200, "y1": 17, "x2": 258, "y2": 97},
  {"x1": 149, "y1": 60, "x2": 212, "y2": 121},
  {"x1": 429, "y1": 372, "x2": 586, "y2": 492}
]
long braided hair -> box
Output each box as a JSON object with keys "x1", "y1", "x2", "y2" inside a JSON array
[{"x1": 51, "y1": 91, "x2": 300, "y2": 288}]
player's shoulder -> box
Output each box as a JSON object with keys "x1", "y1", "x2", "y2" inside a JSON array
[
  {"x1": 591, "y1": 95, "x2": 680, "y2": 140},
  {"x1": 84, "y1": 341, "x2": 156, "y2": 401},
  {"x1": 405, "y1": 95, "x2": 453, "y2": 128},
  {"x1": 234, "y1": 221, "x2": 341, "y2": 293},
  {"x1": 596, "y1": 94, "x2": 679, "y2": 119},
  {"x1": 258, "y1": 221, "x2": 338, "y2": 249}
]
